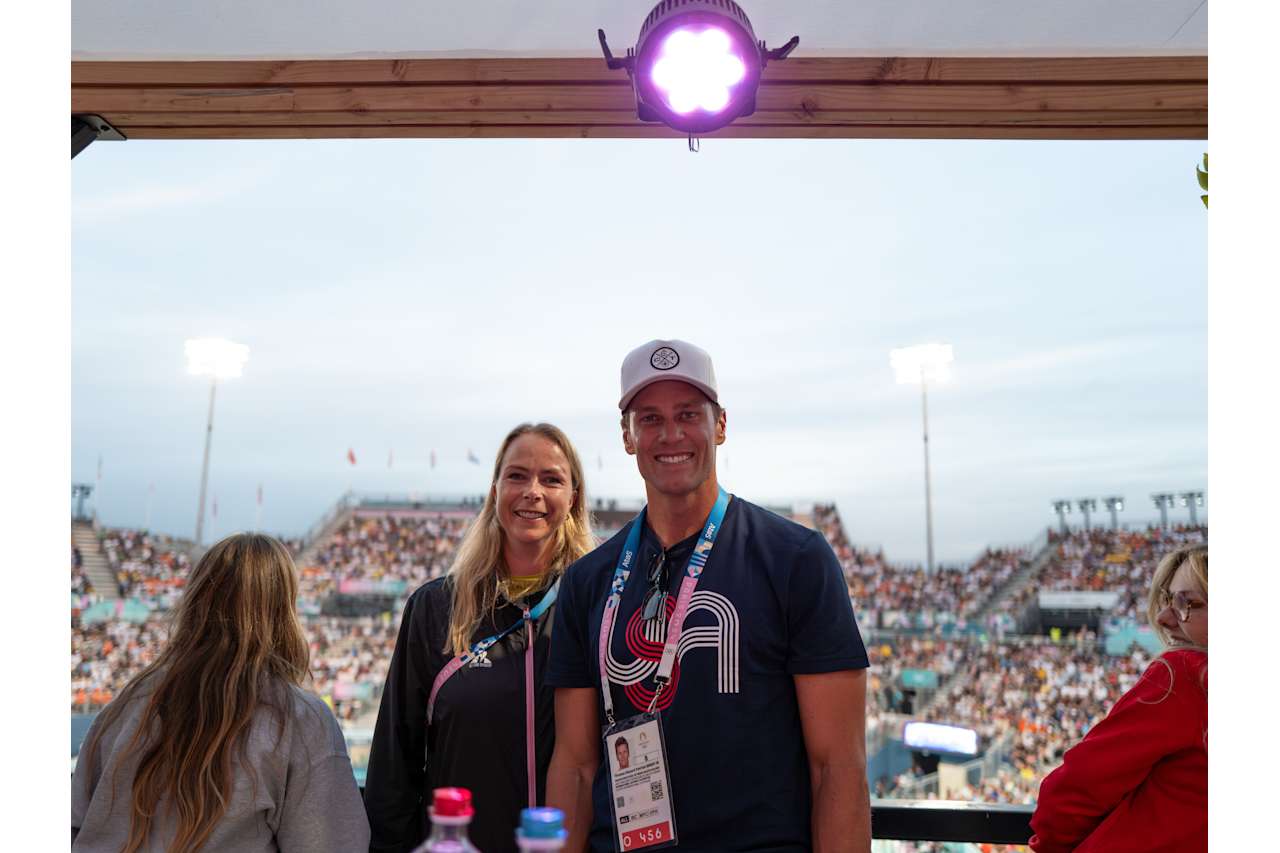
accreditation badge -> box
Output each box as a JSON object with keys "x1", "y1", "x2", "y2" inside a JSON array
[{"x1": 603, "y1": 712, "x2": 677, "y2": 851}]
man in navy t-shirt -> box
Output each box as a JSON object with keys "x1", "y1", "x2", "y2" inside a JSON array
[{"x1": 546, "y1": 339, "x2": 871, "y2": 852}]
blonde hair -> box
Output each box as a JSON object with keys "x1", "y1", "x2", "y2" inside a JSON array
[
  {"x1": 83, "y1": 533, "x2": 311, "y2": 853},
  {"x1": 446, "y1": 423, "x2": 594, "y2": 656},
  {"x1": 1147, "y1": 544, "x2": 1208, "y2": 650}
]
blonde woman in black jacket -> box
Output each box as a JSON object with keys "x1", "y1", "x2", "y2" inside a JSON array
[{"x1": 365, "y1": 423, "x2": 594, "y2": 853}]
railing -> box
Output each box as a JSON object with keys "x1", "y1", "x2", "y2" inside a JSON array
[{"x1": 870, "y1": 799, "x2": 1033, "y2": 844}]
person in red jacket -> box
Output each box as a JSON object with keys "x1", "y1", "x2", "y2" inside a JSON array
[{"x1": 1029, "y1": 544, "x2": 1207, "y2": 852}]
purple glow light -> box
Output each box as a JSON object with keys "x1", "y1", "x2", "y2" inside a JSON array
[{"x1": 650, "y1": 26, "x2": 747, "y2": 115}]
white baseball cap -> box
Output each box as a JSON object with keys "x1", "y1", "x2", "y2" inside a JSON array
[{"x1": 619, "y1": 339, "x2": 719, "y2": 411}]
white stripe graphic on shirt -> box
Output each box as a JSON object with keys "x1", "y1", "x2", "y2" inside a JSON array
[{"x1": 604, "y1": 589, "x2": 740, "y2": 694}]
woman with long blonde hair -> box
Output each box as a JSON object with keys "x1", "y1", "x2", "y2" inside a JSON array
[
  {"x1": 1030, "y1": 544, "x2": 1208, "y2": 852},
  {"x1": 71, "y1": 533, "x2": 369, "y2": 852},
  {"x1": 365, "y1": 423, "x2": 594, "y2": 853}
]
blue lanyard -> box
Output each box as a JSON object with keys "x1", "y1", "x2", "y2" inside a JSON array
[
  {"x1": 427, "y1": 578, "x2": 559, "y2": 724},
  {"x1": 598, "y1": 487, "x2": 730, "y2": 722},
  {"x1": 464, "y1": 578, "x2": 559, "y2": 663}
]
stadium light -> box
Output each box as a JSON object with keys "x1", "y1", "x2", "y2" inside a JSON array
[
  {"x1": 890, "y1": 343, "x2": 954, "y2": 573},
  {"x1": 71, "y1": 482, "x2": 94, "y2": 522},
  {"x1": 1178, "y1": 490, "x2": 1205, "y2": 524},
  {"x1": 598, "y1": 1, "x2": 798, "y2": 136},
  {"x1": 1103, "y1": 496, "x2": 1125, "y2": 529},
  {"x1": 1151, "y1": 492, "x2": 1176, "y2": 530},
  {"x1": 184, "y1": 337, "x2": 250, "y2": 545},
  {"x1": 1076, "y1": 498, "x2": 1097, "y2": 531},
  {"x1": 1051, "y1": 499, "x2": 1073, "y2": 535}
]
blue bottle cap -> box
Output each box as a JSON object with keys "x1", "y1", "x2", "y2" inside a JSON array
[{"x1": 519, "y1": 807, "x2": 567, "y2": 841}]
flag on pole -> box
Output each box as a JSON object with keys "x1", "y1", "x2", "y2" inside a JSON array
[
  {"x1": 430, "y1": 449, "x2": 437, "y2": 469},
  {"x1": 347, "y1": 448, "x2": 357, "y2": 466},
  {"x1": 212, "y1": 497, "x2": 218, "y2": 519},
  {"x1": 598, "y1": 454, "x2": 603, "y2": 471},
  {"x1": 467, "y1": 449, "x2": 480, "y2": 465},
  {"x1": 256, "y1": 484, "x2": 263, "y2": 506},
  {"x1": 388, "y1": 450, "x2": 394, "y2": 469},
  {"x1": 96, "y1": 454, "x2": 103, "y2": 484}
]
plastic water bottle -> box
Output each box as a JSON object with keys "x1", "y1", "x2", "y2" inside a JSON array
[
  {"x1": 516, "y1": 807, "x2": 567, "y2": 852},
  {"x1": 412, "y1": 787, "x2": 481, "y2": 853}
]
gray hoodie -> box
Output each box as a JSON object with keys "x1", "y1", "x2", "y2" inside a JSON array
[{"x1": 71, "y1": 678, "x2": 370, "y2": 852}]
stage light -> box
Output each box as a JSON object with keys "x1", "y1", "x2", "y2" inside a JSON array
[{"x1": 599, "y1": 1, "x2": 798, "y2": 135}]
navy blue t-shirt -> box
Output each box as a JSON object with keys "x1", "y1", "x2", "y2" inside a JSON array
[{"x1": 546, "y1": 496, "x2": 869, "y2": 852}]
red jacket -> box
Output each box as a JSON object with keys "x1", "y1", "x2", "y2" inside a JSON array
[{"x1": 1029, "y1": 649, "x2": 1207, "y2": 853}]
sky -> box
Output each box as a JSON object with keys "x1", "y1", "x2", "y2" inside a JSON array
[{"x1": 70, "y1": 137, "x2": 1207, "y2": 563}]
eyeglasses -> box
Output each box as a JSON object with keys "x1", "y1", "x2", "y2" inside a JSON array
[
  {"x1": 641, "y1": 551, "x2": 669, "y2": 622},
  {"x1": 1158, "y1": 589, "x2": 1206, "y2": 623}
]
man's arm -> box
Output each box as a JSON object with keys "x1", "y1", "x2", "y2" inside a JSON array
[
  {"x1": 546, "y1": 687, "x2": 601, "y2": 853},
  {"x1": 796, "y1": 669, "x2": 870, "y2": 853}
]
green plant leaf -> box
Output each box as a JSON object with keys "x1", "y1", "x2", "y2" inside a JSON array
[
  {"x1": 1201, "y1": 194, "x2": 1208, "y2": 209},
  {"x1": 1196, "y1": 167, "x2": 1208, "y2": 191}
]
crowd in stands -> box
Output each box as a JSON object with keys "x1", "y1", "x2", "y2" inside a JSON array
[
  {"x1": 994, "y1": 524, "x2": 1208, "y2": 627},
  {"x1": 72, "y1": 615, "x2": 404, "y2": 721},
  {"x1": 101, "y1": 528, "x2": 193, "y2": 608},
  {"x1": 813, "y1": 504, "x2": 1026, "y2": 633},
  {"x1": 308, "y1": 616, "x2": 401, "y2": 722},
  {"x1": 865, "y1": 636, "x2": 969, "y2": 730},
  {"x1": 72, "y1": 620, "x2": 169, "y2": 710},
  {"x1": 914, "y1": 637, "x2": 1148, "y2": 804},
  {"x1": 301, "y1": 513, "x2": 470, "y2": 600}
]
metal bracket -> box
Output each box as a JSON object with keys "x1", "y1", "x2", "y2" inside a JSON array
[
  {"x1": 762, "y1": 36, "x2": 800, "y2": 66},
  {"x1": 72, "y1": 114, "x2": 126, "y2": 159},
  {"x1": 598, "y1": 29, "x2": 634, "y2": 73}
]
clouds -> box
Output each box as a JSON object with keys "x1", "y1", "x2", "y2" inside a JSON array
[{"x1": 71, "y1": 168, "x2": 264, "y2": 226}]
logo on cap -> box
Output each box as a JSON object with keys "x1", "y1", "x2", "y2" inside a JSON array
[{"x1": 650, "y1": 347, "x2": 680, "y2": 370}]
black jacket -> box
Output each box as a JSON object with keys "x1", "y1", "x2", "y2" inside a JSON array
[{"x1": 364, "y1": 576, "x2": 558, "y2": 853}]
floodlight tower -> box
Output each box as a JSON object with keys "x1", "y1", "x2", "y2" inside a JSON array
[
  {"x1": 1103, "y1": 496, "x2": 1125, "y2": 529},
  {"x1": 1076, "y1": 498, "x2": 1097, "y2": 531},
  {"x1": 1151, "y1": 492, "x2": 1176, "y2": 529},
  {"x1": 890, "y1": 343, "x2": 954, "y2": 573},
  {"x1": 1051, "y1": 500, "x2": 1073, "y2": 535},
  {"x1": 1178, "y1": 490, "x2": 1205, "y2": 525},
  {"x1": 71, "y1": 483, "x2": 94, "y2": 521},
  {"x1": 185, "y1": 338, "x2": 249, "y2": 545}
]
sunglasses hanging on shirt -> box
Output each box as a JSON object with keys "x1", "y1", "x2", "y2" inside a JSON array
[{"x1": 641, "y1": 550, "x2": 669, "y2": 622}]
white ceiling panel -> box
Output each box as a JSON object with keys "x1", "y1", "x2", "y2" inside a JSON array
[{"x1": 72, "y1": 0, "x2": 1208, "y2": 60}]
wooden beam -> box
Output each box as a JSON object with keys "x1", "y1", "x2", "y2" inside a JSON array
[
  {"x1": 71, "y1": 56, "x2": 1208, "y2": 86},
  {"x1": 120, "y1": 125, "x2": 1205, "y2": 141},
  {"x1": 70, "y1": 56, "x2": 1207, "y2": 141},
  {"x1": 99, "y1": 110, "x2": 1208, "y2": 129}
]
